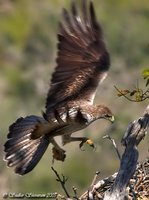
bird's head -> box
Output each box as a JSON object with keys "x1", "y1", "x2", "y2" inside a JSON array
[{"x1": 96, "y1": 105, "x2": 115, "y2": 123}]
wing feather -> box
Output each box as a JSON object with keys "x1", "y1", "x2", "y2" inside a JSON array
[{"x1": 46, "y1": 0, "x2": 110, "y2": 114}]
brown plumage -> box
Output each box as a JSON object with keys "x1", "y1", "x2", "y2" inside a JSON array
[
  {"x1": 4, "y1": 0, "x2": 114, "y2": 175},
  {"x1": 46, "y1": 0, "x2": 110, "y2": 111}
]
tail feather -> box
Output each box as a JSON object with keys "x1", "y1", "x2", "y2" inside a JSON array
[
  {"x1": 6, "y1": 138, "x2": 39, "y2": 166},
  {"x1": 8, "y1": 117, "x2": 39, "y2": 138},
  {"x1": 15, "y1": 137, "x2": 49, "y2": 175},
  {"x1": 5, "y1": 135, "x2": 30, "y2": 151},
  {"x1": 4, "y1": 115, "x2": 50, "y2": 175}
]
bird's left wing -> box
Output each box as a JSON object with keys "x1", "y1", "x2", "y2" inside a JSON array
[{"x1": 46, "y1": 0, "x2": 110, "y2": 114}]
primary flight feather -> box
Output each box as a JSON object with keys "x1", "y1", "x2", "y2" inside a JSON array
[{"x1": 4, "y1": 0, "x2": 114, "y2": 175}]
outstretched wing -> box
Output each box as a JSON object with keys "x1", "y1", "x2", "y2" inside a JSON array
[{"x1": 46, "y1": 0, "x2": 110, "y2": 114}]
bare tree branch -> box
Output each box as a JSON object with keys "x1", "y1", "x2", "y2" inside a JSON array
[
  {"x1": 51, "y1": 166, "x2": 70, "y2": 198},
  {"x1": 103, "y1": 135, "x2": 121, "y2": 160},
  {"x1": 72, "y1": 186, "x2": 79, "y2": 200},
  {"x1": 103, "y1": 105, "x2": 149, "y2": 200},
  {"x1": 80, "y1": 171, "x2": 100, "y2": 200}
]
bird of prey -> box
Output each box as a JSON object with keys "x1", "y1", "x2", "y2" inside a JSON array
[{"x1": 4, "y1": 0, "x2": 114, "y2": 175}]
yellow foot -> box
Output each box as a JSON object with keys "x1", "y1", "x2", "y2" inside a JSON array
[
  {"x1": 79, "y1": 138, "x2": 96, "y2": 151},
  {"x1": 52, "y1": 147, "x2": 66, "y2": 162}
]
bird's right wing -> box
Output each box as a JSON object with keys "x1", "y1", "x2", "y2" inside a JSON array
[{"x1": 45, "y1": 0, "x2": 110, "y2": 114}]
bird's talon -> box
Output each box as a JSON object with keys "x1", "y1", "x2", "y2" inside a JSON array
[
  {"x1": 86, "y1": 139, "x2": 96, "y2": 151},
  {"x1": 79, "y1": 139, "x2": 96, "y2": 151}
]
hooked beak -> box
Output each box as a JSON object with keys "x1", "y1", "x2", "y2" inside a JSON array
[{"x1": 110, "y1": 115, "x2": 115, "y2": 123}]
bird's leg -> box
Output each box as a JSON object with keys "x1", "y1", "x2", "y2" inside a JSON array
[
  {"x1": 50, "y1": 138, "x2": 66, "y2": 162},
  {"x1": 62, "y1": 135, "x2": 96, "y2": 151}
]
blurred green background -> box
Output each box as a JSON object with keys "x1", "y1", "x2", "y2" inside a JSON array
[{"x1": 0, "y1": 0, "x2": 149, "y2": 198}]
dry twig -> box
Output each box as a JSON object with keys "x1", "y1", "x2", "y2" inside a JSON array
[
  {"x1": 51, "y1": 166, "x2": 70, "y2": 198},
  {"x1": 103, "y1": 135, "x2": 121, "y2": 160}
]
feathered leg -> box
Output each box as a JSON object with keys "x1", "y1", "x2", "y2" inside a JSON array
[
  {"x1": 62, "y1": 135, "x2": 95, "y2": 150},
  {"x1": 51, "y1": 138, "x2": 66, "y2": 162}
]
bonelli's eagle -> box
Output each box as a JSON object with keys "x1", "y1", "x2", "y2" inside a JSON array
[{"x1": 4, "y1": 0, "x2": 114, "y2": 175}]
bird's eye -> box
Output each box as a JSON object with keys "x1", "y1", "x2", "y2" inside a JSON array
[
  {"x1": 104, "y1": 115, "x2": 115, "y2": 122},
  {"x1": 105, "y1": 114, "x2": 110, "y2": 118}
]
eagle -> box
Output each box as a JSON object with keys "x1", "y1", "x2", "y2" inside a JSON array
[{"x1": 4, "y1": 0, "x2": 114, "y2": 175}]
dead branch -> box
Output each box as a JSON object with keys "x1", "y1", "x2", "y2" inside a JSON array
[
  {"x1": 72, "y1": 186, "x2": 79, "y2": 200},
  {"x1": 103, "y1": 135, "x2": 136, "y2": 198},
  {"x1": 51, "y1": 166, "x2": 70, "y2": 198},
  {"x1": 80, "y1": 171, "x2": 100, "y2": 200},
  {"x1": 104, "y1": 105, "x2": 149, "y2": 199},
  {"x1": 103, "y1": 135, "x2": 121, "y2": 160}
]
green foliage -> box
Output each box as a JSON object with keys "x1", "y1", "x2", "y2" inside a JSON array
[
  {"x1": 115, "y1": 69, "x2": 149, "y2": 102},
  {"x1": 0, "y1": 1, "x2": 31, "y2": 48},
  {"x1": 0, "y1": 67, "x2": 36, "y2": 102},
  {"x1": 142, "y1": 69, "x2": 149, "y2": 86}
]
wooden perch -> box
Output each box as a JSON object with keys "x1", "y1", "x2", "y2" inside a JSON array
[
  {"x1": 91, "y1": 105, "x2": 149, "y2": 200},
  {"x1": 104, "y1": 105, "x2": 149, "y2": 200}
]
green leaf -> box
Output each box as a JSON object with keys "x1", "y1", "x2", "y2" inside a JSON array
[
  {"x1": 146, "y1": 78, "x2": 149, "y2": 87},
  {"x1": 135, "y1": 89, "x2": 143, "y2": 102},
  {"x1": 142, "y1": 69, "x2": 149, "y2": 79}
]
